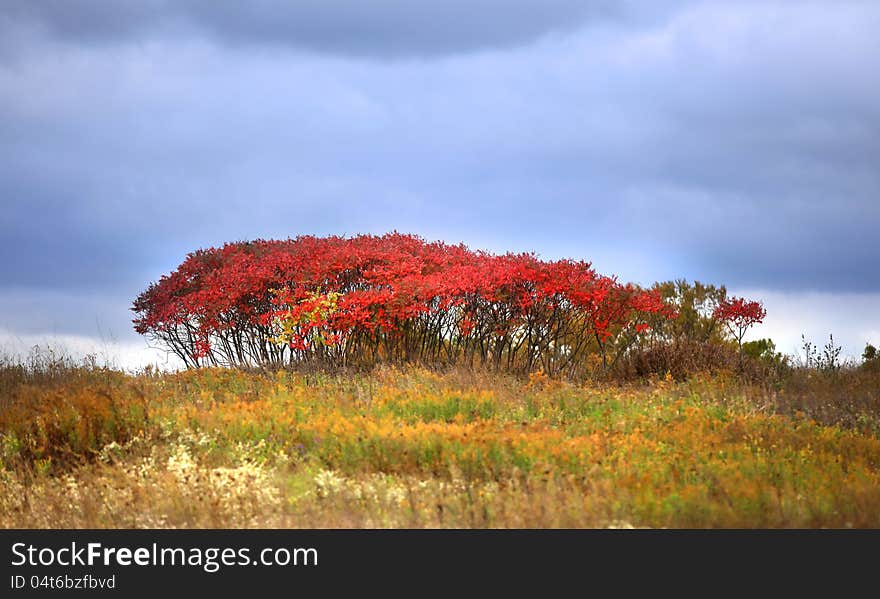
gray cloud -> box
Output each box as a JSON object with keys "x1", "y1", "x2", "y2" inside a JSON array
[{"x1": 0, "y1": 0, "x2": 640, "y2": 58}]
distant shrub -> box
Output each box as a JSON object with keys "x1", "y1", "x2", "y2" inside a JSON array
[
  {"x1": 612, "y1": 340, "x2": 734, "y2": 381},
  {"x1": 742, "y1": 338, "x2": 786, "y2": 365},
  {"x1": 819, "y1": 334, "x2": 843, "y2": 372},
  {"x1": 799, "y1": 333, "x2": 846, "y2": 373},
  {"x1": 862, "y1": 344, "x2": 880, "y2": 375}
]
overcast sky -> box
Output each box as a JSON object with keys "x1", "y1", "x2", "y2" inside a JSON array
[{"x1": 1, "y1": 0, "x2": 878, "y2": 368}]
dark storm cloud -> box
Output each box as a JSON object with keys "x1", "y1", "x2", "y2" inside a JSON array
[{"x1": 0, "y1": 0, "x2": 649, "y2": 58}]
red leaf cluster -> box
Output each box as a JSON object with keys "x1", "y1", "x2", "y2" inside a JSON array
[
  {"x1": 713, "y1": 296, "x2": 767, "y2": 345},
  {"x1": 132, "y1": 233, "x2": 675, "y2": 373}
]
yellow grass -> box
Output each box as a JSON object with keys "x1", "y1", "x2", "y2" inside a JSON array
[{"x1": 2, "y1": 365, "x2": 879, "y2": 528}]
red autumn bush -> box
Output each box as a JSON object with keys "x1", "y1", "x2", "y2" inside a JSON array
[
  {"x1": 713, "y1": 296, "x2": 767, "y2": 351},
  {"x1": 132, "y1": 233, "x2": 676, "y2": 375}
]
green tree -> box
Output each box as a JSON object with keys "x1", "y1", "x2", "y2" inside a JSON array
[
  {"x1": 742, "y1": 338, "x2": 775, "y2": 360},
  {"x1": 742, "y1": 338, "x2": 785, "y2": 366},
  {"x1": 649, "y1": 279, "x2": 728, "y2": 343}
]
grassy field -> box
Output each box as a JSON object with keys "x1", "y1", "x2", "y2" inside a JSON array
[{"x1": 2, "y1": 362, "x2": 879, "y2": 528}]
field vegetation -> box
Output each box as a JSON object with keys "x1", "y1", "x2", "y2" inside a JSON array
[{"x1": 2, "y1": 351, "x2": 879, "y2": 528}]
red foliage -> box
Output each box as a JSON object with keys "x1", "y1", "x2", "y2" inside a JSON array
[
  {"x1": 132, "y1": 233, "x2": 675, "y2": 373},
  {"x1": 713, "y1": 296, "x2": 767, "y2": 346}
]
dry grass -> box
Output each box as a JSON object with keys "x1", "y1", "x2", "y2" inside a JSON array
[{"x1": 2, "y1": 360, "x2": 880, "y2": 528}]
